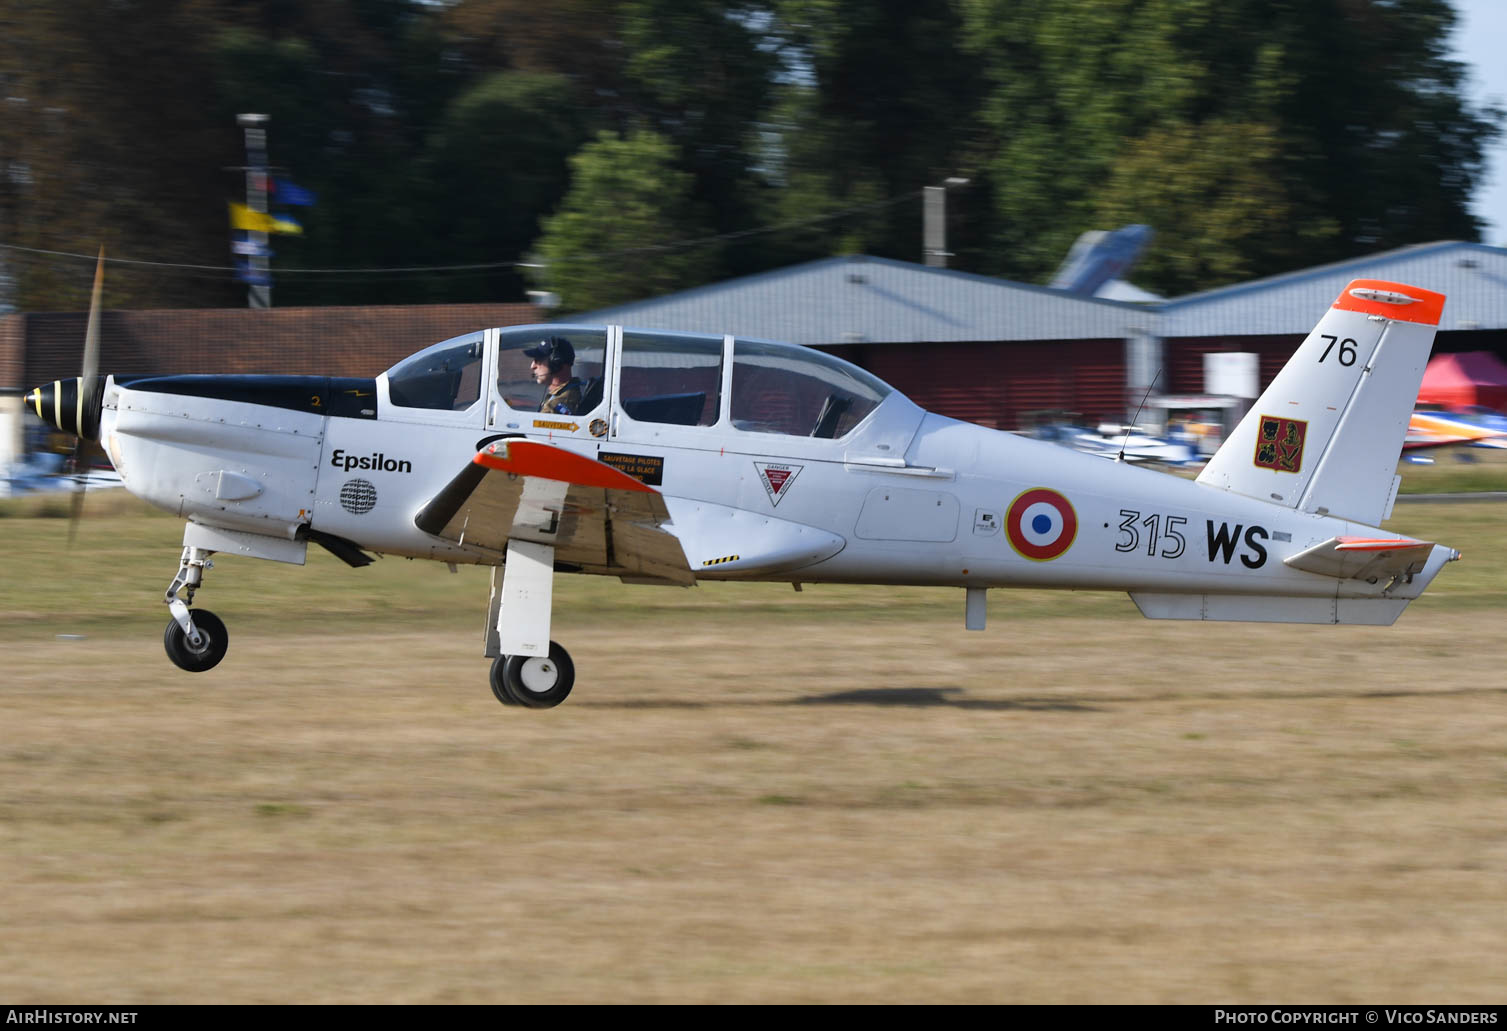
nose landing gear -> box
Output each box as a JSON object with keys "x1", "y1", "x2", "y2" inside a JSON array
[
  {"x1": 164, "y1": 609, "x2": 228, "y2": 672},
  {"x1": 163, "y1": 544, "x2": 228, "y2": 672}
]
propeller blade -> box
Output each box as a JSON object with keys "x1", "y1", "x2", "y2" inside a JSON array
[
  {"x1": 68, "y1": 246, "x2": 105, "y2": 544},
  {"x1": 81, "y1": 246, "x2": 104, "y2": 398},
  {"x1": 66, "y1": 479, "x2": 85, "y2": 544}
]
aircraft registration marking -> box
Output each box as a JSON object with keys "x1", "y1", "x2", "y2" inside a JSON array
[
  {"x1": 1005, "y1": 488, "x2": 1077, "y2": 561},
  {"x1": 1115, "y1": 509, "x2": 1270, "y2": 569}
]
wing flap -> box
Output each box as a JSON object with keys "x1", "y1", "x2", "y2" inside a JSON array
[
  {"x1": 415, "y1": 440, "x2": 693, "y2": 584},
  {"x1": 1283, "y1": 535, "x2": 1434, "y2": 582}
]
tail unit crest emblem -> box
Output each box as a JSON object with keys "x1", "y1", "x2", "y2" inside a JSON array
[{"x1": 1254, "y1": 415, "x2": 1307, "y2": 473}]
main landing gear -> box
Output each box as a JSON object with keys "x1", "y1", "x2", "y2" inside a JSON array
[
  {"x1": 489, "y1": 642, "x2": 575, "y2": 709},
  {"x1": 162, "y1": 544, "x2": 228, "y2": 673}
]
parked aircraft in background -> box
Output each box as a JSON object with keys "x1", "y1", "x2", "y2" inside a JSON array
[
  {"x1": 1, "y1": 443, "x2": 123, "y2": 497},
  {"x1": 1405, "y1": 405, "x2": 1507, "y2": 451},
  {"x1": 1048, "y1": 224, "x2": 1155, "y2": 297},
  {"x1": 28, "y1": 270, "x2": 1460, "y2": 710},
  {"x1": 1027, "y1": 419, "x2": 1200, "y2": 467}
]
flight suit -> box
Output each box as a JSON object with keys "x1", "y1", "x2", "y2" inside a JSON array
[{"x1": 541, "y1": 378, "x2": 584, "y2": 416}]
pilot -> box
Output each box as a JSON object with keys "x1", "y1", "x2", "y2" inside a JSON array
[{"x1": 524, "y1": 336, "x2": 583, "y2": 415}]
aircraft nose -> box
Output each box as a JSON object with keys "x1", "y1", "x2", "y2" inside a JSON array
[{"x1": 27, "y1": 377, "x2": 105, "y2": 440}]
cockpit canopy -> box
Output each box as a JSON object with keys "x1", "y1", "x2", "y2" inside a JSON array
[
  {"x1": 728, "y1": 336, "x2": 889, "y2": 438},
  {"x1": 383, "y1": 325, "x2": 895, "y2": 440},
  {"x1": 384, "y1": 332, "x2": 485, "y2": 412}
]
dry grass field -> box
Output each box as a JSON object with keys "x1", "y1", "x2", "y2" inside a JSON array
[{"x1": 2, "y1": 497, "x2": 1505, "y2": 1003}]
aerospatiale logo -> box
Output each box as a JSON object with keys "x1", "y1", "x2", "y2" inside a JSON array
[{"x1": 754, "y1": 461, "x2": 803, "y2": 507}]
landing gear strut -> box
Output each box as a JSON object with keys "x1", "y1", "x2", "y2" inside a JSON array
[
  {"x1": 489, "y1": 642, "x2": 575, "y2": 708},
  {"x1": 162, "y1": 544, "x2": 228, "y2": 672}
]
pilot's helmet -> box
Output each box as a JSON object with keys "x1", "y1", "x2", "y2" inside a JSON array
[{"x1": 523, "y1": 336, "x2": 575, "y2": 369}]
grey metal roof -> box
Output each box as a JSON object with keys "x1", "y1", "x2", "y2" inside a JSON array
[
  {"x1": 572, "y1": 255, "x2": 1157, "y2": 344},
  {"x1": 568, "y1": 244, "x2": 1507, "y2": 345},
  {"x1": 1156, "y1": 241, "x2": 1507, "y2": 337}
]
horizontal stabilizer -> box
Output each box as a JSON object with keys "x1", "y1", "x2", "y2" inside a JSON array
[{"x1": 1283, "y1": 535, "x2": 1436, "y2": 582}]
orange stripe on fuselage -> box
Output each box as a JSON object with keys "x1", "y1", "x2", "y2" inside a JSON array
[
  {"x1": 473, "y1": 439, "x2": 657, "y2": 493},
  {"x1": 1331, "y1": 279, "x2": 1445, "y2": 326}
]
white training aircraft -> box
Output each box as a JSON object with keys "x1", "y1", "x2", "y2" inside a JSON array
[{"x1": 27, "y1": 276, "x2": 1459, "y2": 709}]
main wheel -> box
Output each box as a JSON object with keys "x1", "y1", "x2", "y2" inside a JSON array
[
  {"x1": 163, "y1": 609, "x2": 229, "y2": 672},
  {"x1": 493, "y1": 642, "x2": 575, "y2": 709},
  {"x1": 489, "y1": 656, "x2": 519, "y2": 706}
]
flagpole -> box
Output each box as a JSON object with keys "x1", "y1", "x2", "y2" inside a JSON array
[{"x1": 237, "y1": 113, "x2": 271, "y2": 308}]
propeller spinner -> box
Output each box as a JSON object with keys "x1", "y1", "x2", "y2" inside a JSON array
[
  {"x1": 25, "y1": 247, "x2": 107, "y2": 441},
  {"x1": 23, "y1": 248, "x2": 109, "y2": 538}
]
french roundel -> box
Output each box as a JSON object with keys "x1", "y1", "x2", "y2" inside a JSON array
[{"x1": 1005, "y1": 487, "x2": 1078, "y2": 561}]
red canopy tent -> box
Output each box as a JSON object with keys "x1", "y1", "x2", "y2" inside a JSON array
[{"x1": 1417, "y1": 351, "x2": 1507, "y2": 413}]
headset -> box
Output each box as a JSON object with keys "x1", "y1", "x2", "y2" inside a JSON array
[{"x1": 525, "y1": 336, "x2": 575, "y2": 372}]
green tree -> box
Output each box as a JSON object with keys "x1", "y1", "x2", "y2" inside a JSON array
[
  {"x1": 0, "y1": 0, "x2": 236, "y2": 310},
  {"x1": 435, "y1": 0, "x2": 777, "y2": 282},
  {"x1": 204, "y1": 5, "x2": 466, "y2": 306},
  {"x1": 761, "y1": 0, "x2": 987, "y2": 267},
  {"x1": 0, "y1": 0, "x2": 463, "y2": 309},
  {"x1": 532, "y1": 130, "x2": 711, "y2": 311},
  {"x1": 3, "y1": 0, "x2": 1498, "y2": 312},
  {"x1": 415, "y1": 71, "x2": 588, "y2": 302},
  {"x1": 618, "y1": 1, "x2": 777, "y2": 275},
  {"x1": 961, "y1": 0, "x2": 1500, "y2": 294}
]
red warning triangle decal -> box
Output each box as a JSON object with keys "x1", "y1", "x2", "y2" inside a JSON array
[{"x1": 754, "y1": 462, "x2": 803, "y2": 507}]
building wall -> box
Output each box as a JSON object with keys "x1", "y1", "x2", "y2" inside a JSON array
[
  {"x1": 0, "y1": 314, "x2": 22, "y2": 394},
  {"x1": 1162, "y1": 329, "x2": 1506, "y2": 401},
  {"x1": 4, "y1": 303, "x2": 545, "y2": 389},
  {"x1": 827, "y1": 339, "x2": 1127, "y2": 430},
  {"x1": 1163, "y1": 335, "x2": 1299, "y2": 396}
]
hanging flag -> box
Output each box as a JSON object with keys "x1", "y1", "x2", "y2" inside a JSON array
[
  {"x1": 272, "y1": 178, "x2": 317, "y2": 206},
  {"x1": 228, "y1": 202, "x2": 303, "y2": 235},
  {"x1": 267, "y1": 211, "x2": 302, "y2": 235},
  {"x1": 229, "y1": 201, "x2": 268, "y2": 232}
]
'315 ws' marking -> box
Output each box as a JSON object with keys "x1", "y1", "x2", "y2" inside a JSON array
[{"x1": 1116, "y1": 510, "x2": 1269, "y2": 569}]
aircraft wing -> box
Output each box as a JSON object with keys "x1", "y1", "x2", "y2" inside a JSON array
[
  {"x1": 1283, "y1": 535, "x2": 1437, "y2": 582},
  {"x1": 415, "y1": 439, "x2": 694, "y2": 585}
]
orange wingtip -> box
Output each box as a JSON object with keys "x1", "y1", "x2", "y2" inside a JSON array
[
  {"x1": 1332, "y1": 279, "x2": 1445, "y2": 326},
  {"x1": 473, "y1": 439, "x2": 657, "y2": 493},
  {"x1": 1333, "y1": 536, "x2": 1430, "y2": 552}
]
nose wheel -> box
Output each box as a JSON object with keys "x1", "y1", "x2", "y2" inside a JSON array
[
  {"x1": 489, "y1": 642, "x2": 575, "y2": 709},
  {"x1": 164, "y1": 609, "x2": 229, "y2": 672}
]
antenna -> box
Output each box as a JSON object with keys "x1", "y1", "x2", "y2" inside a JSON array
[{"x1": 1116, "y1": 370, "x2": 1161, "y2": 464}]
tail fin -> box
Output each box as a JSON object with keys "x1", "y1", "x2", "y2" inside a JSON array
[{"x1": 1196, "y1": 279, "x2": 1444, "y2": 526}]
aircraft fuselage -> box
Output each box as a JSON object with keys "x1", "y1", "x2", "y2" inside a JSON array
[{"x1": 96, "y1": 355, "x2": 1436, "y2": 611}]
